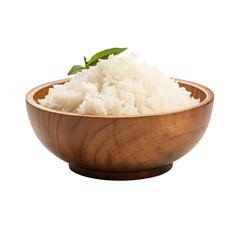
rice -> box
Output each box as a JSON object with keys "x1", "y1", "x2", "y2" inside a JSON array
[{"x1": 38, "y1": 53, "x2": 200, "y2": 115}]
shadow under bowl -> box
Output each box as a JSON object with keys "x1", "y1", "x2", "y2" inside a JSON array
[{"x1": 26, "y1": 78, "x2": 214, "y2": 180}]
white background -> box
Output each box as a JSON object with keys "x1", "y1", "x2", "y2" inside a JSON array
[{"x1": 1, "y1": 0, "x2": 240, "y2": 239}]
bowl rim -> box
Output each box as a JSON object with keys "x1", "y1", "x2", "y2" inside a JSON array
[{"x1": 26, "y1": 78, "x2": 214, "y2": 118}]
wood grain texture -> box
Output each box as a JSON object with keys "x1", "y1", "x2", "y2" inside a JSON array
[{"x1": 26, "y1": 78, "x2": 214, "y2": 180}]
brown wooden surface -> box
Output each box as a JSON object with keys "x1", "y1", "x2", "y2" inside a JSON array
[{"x1": 26, "y1": 78, "x2": 214, "y2": 180}]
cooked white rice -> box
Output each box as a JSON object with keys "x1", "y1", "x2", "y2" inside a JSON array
[{"x1": 39, "y1": 53, "x2": 200, "y2": 115}]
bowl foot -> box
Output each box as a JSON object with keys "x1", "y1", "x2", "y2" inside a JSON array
[{"x1": 69, "y1": 163, "x2": 173, "y2": 180}]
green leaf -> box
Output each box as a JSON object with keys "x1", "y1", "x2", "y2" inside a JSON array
[
  {"x1": 86, "y1": 47, "x2": 127, "y2": 67},
  {"x1": 68, "y1": 65, "x2": 85, "y2": 75},
  {"x1": 84, "y1": 56, "x2": 88, "y2": 68},
  {"x1": 67, "y1": 47, "x2": 127, "y2": 75}
]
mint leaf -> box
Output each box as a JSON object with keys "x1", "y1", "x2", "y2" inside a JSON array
[
  {"x1": 68, "y1": 65, "x2": 84, "y2": 75},
  {"x1": 67, "y1": 47, "x2": 127, "y2": 75},
  {"x1": 86, "y1": 47, "x2": 127, "y2": 67},
  {"x1": 84, "y1": 56, "x2": 88, "y2": 69}
]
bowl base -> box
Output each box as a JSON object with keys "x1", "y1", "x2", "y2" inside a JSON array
[{"x1": 69, "y1": 163, "x2": 173, "y2": 180}]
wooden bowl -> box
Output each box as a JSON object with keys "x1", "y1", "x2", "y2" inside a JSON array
[{"x1": 26, "y1": 78, "x2": 214, "y2": 180}]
